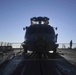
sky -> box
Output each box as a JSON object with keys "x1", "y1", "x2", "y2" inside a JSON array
[{"x1": 0, "y1": 0, "x2": 76, "y2": 43}]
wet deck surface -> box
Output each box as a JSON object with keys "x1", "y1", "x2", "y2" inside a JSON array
[{"x1": 0, "y1": 52, "x2": 76, "y2": 75}]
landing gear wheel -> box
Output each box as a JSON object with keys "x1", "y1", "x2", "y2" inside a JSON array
[
  {"x1": 22, "y1": 45, "x2": 27, "y2": 54},
  {"x1": 24, "y1": 48, "x2": 27, "y2": 53},
  {"x1": 53, "y1": 48, "x2": 57, "y2": 54}
]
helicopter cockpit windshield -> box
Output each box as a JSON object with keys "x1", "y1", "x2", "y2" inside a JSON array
[
  {"x1": 32, "y1": 20, "x2": 38, "y2": 24},
  {"x1": 32, "y1": 21, "x2": 46, "y2": 25},
  {"x1": 31, "y1": 17, "x2": 49, "y2": 25}
]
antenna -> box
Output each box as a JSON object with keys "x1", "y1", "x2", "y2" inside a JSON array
[
  {"x1": 23, "y1": 27, "x2": 26, "y2": 30},
  {"x1": 55, "y1": 27, "x2": 57, "y2": 30}
]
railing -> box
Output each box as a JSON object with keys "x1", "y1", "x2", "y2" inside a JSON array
[
  {"x1": 0, "y1": 42, "x2": 76, "y2": 49},
  {"x1": 11, "y1": 43, "x2": 76, "y2": 49},
  {"x1": 58, "y1": 43, "x2": 76, "y2": 49},
  {"x1": 0, "y1": 42, "x2": 12, "y2": 46}
]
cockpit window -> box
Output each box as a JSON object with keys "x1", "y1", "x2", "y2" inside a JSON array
[
  {"x1": 31, "y1": 21, "x2": 48, "y2": 25},
  {"x1": 32, "y1": 21, "x2": 38, "y2": 24}
]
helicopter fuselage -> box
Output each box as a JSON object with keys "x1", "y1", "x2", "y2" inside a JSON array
[{"x1": 24, "y1": 24, "x2": 57, "y2": 52}]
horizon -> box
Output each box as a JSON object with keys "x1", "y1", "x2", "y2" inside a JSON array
[{"x1": 0, "y1": 0, "x2": 76, "y2": 43}]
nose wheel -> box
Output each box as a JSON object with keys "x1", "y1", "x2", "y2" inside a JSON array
[
  {"x1": 53, "y1": 48, "x2": 57, "y2": 54},
  {"x1": 22, "y1": 43, "x2": 27, "y2": 54}
]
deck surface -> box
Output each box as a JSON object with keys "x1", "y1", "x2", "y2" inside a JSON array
[{"x1": 0, "y1": 49, "x2": 76, "y2": 75}]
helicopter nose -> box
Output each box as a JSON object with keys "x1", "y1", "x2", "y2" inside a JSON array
[
  {"x1": 38, "y1": 36, "x2": 43, "y2": 41},
  {"x1": 37, "y1": 34, "x2": 44, "y2": 42}
]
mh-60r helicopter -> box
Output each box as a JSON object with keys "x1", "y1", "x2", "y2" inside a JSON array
[{"x1": 22, "y1": 16, "x2": 58, "y2": 54}]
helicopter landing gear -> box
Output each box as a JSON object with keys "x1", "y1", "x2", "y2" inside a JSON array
[
  {"x1": 24, "y1": 48, "x2": 27, "y2": 53},
  {"x1": 53, "y1": 44, "x2": 59, "y2": 54},
  {"x1": 53, "y1": 48, "x2": 57, "y2": 54},
  {"x1": 22, "y1": 43, "x2": 27, "y2": 54}
]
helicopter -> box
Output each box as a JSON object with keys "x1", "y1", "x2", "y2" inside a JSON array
[{"x1": 22, "y1": 16, "x2": 58, "y2": 54}]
